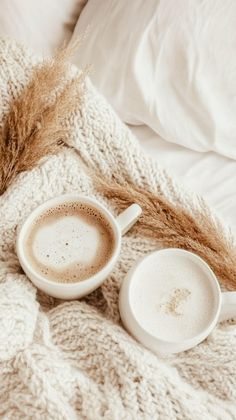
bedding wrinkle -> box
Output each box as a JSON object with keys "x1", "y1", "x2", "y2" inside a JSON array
[
  {"x1": 0, "y1": 0, "x2": 87, "y2": 56},
  {"x1": 71, "y1": 0, "x2": 236, "y2": 159},
  {"x1": 132, "y1": 124, "x2": 236, "y2": 236}
]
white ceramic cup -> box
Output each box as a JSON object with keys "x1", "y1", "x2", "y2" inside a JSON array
[
  {"x1": 16, "y1": 194, "x2": 142, "y2": 300},
  {"x1": 119, "y1": 248, "x2": 236, "y2": 354}
]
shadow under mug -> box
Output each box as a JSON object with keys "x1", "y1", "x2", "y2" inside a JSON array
[
  {"x1": 16, "y1": 194, "x2": 142, "y2": 300},
  {"x1": 119, "y1": 248, "x2": 236, "y2": 354}
]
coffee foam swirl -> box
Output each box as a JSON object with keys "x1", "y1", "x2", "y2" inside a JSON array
[{"x1": 24, "y1": 202, "x2": 115, "y2": 283}]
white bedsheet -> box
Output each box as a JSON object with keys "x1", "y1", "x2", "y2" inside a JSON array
[
  {"x1": 72, "y1": 0, "x2": 236, "y2": 160},
  {"x1": 130, "y1": 125, "x2": 236, "y2": 237}
]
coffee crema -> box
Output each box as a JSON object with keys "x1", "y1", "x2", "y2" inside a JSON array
[{"x1": 24, "y1": 202, "x2": 116, "y2": 283}]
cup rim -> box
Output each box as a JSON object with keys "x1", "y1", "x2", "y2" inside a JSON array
[
  {"x1": 124, "y1": 248, "x2": 222, "y2": 347},
  {"x1": 16, "y1": 194, "x2": 121, "y2": 289}
]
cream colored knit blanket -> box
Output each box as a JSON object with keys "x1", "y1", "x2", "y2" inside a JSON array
[{"x1": 0, "y1": 39, "x2": 236, "y2": 419}]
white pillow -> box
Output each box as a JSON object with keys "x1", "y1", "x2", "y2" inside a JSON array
[
  {"x1": 0, "y1": 0, "x2": 87, "y2": 56},
  {"x1": 71, "y1": 0, "x2": 236, "y2": 159}
]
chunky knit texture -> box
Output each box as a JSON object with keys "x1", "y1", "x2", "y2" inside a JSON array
[{"x1": 0, "y1": 39, "x2": 236, "y2": 419}]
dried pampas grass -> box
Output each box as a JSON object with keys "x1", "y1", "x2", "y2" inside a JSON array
[
  {"x1": 0, "y1": 41, "x2": 87, "y2": 195},
  {"x1": 95, "y1": 176, "x2": 236, "y2": 290}
]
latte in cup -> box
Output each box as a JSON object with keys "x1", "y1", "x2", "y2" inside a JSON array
[
  {"x1": 130, "y1": 252, "x2": 217, "y2": 342},
  {"x1": 23, "y1": 202, "x2": 116, "y2": 283}
]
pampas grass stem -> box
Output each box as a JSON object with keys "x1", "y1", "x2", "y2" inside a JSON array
[
  {"x1": 0, "y1": 41, "x2": 86, "y2": 195},
  {"x1": 94, "y1": 176, "x2": 236, "y2": 290}
]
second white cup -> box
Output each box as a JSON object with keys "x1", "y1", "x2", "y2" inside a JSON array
[{"x1": 119, "y1": 248, "x2": 236, "y2": 354}]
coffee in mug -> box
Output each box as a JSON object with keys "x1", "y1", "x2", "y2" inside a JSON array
[
  {"x1": 130, "y1": 252, "x2": 216, "y2": 342},
  {"x1": 17, "y1": 194, "x2": 142, "y2": 299},
  {"x1": 23, "y1": 201, "x2": 116, "y2": 283},
  {"x1": 119, "y1": 248, "x2": 236, "y2": 354}
]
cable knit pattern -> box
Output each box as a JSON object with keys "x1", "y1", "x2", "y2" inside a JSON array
[{"x1": 0, "y1": 39, "x2": 236, "y2": 419}]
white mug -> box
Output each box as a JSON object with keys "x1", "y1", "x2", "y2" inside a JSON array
[
  {"x1": 16, "y1": 194, "x2": 142, "y2": 300},
  {"x1": 119, "y1": 248, "x2": 236, "y2": 354}
]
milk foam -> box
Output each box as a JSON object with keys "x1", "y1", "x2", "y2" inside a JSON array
[
  {"x1": 32, "y1": 216, "x2": 101, "y2": 268},
  {"x1": 131, "y1": 253, "x2": 216, "y2": 342},
  {"x1": 24, "y1": 202, "x2": 115, "y2": 283}
]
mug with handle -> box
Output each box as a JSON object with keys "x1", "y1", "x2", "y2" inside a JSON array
[
  {"x1": 119, "y1": 248, "x2": 236, "y2": 354},
  {"x1": 16, "y1": 194, "x2": 142, "y2": 300}
]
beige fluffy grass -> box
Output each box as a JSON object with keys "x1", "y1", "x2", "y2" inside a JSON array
[
  {"x1": 0, "y1": 42, "x2": 86, "y2": 195},
  {"x1": 95, "y1": 176, "x2": 236, "y2": 290}
]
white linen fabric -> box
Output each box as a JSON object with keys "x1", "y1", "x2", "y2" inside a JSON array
[
  {"x1": 71, "y1": 0, "x2": 236, "y2": 159},
  {"x1": 0, "y1": 0, "x2": 87, "y2": 56},
  {"x1": 0, "y1": 39, "x2": 236, "y2": 419},
  {"x1": 131, "y1": 124, "x2": 236, "y2": 238}
]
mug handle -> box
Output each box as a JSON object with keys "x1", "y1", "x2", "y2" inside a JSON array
[
  {"x1": 219, "y1": 292, "x2": 236, "y2": 322},
  {"x1": 116, "y1": 204, "x2": 142, "y2": 235}
]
